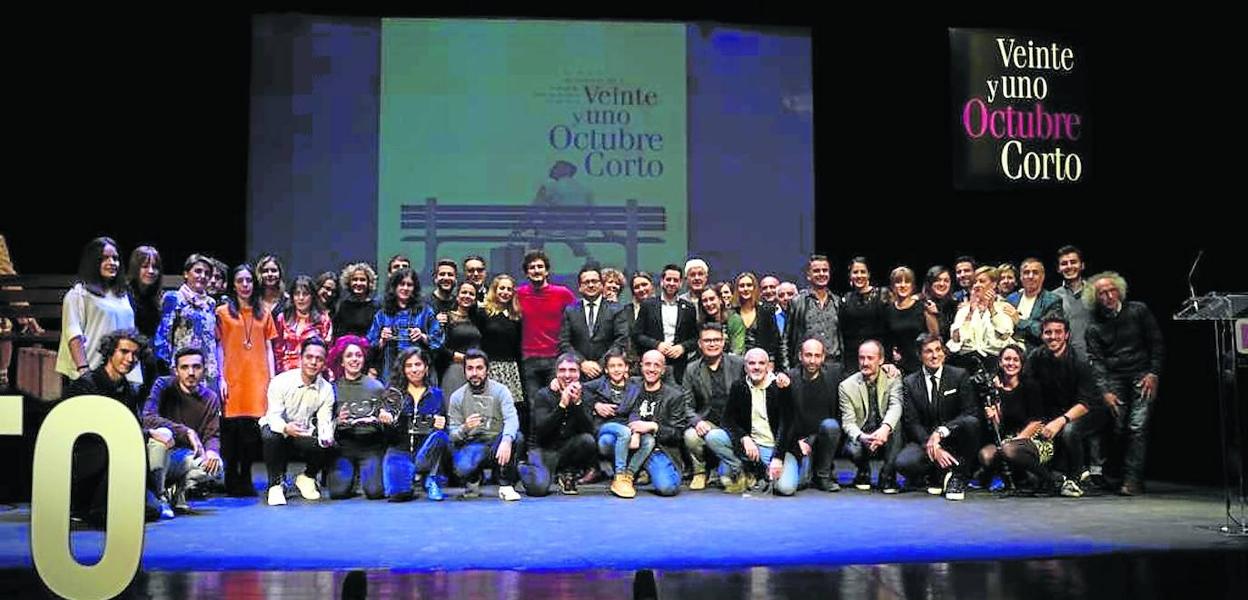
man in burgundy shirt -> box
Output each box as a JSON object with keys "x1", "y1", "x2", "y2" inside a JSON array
[
  {"x1": 516, "y1": 249, "x2": 577, "y2": 440},
  {"x1": 143, "y1": 346, "x2": 224, "y2": 513}
]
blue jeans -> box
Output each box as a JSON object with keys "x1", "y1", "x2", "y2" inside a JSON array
[
  {"x1": 683, "y1": 426, "x2": 742, "y2": 475},
  {"x1": 147, "y1": 442, "x2": 225, "y2": 493},
  {"x1": 453, "y1": 432, "x2": 523, "y2": 486},
  {"x1": 383, "y1": 430, "x2": 450, "y2": 497},
  {"x1": 598, "y1": 423, "x2": 656, "y2": 475},
  {"x1": 756, "y1": 444, "x2": 804, "y2": 496},
  {"x1": 642, "y1": 450, "x2": 682, "y2": 496}
]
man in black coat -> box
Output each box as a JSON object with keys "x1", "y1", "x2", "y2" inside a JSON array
[
  {"x1": 896, "y1": 333, "x2": 980, "y2": 501},
  {"x1": 632, "y1": 264, "x2": 698, "y2": 384}
]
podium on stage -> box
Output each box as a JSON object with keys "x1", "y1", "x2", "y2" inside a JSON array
[{"x1": 1174, "y1": 293, "x2": 1248, "y2": 535}]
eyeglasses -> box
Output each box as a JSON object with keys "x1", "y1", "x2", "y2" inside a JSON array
[{"x1": 700, "y1": 338, "x2": 725, "y2": 345}]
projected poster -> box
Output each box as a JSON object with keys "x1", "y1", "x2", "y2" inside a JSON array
[
  {"x1": 950, "y1": 28, "x2": 1089, "y2": 190},
  {"x1": 378, "y1": 20, "x2": 687, "y2": 278}
]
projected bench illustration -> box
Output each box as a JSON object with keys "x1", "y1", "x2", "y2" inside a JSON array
[{"x1": 400, "y1": 198, "x2": 666, "y2": 273}]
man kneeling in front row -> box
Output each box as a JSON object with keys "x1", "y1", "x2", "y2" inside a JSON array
[{"x1": 143, "y1": 347, "x2": 225, "y2": 514}]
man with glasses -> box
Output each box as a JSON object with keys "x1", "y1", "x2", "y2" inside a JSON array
[
  {"x1": 682, "y1": 323, "x2": 747, "y2": 491},
  {"x1": 463, "y1": 255, "x2": 488, "y2": 303}
]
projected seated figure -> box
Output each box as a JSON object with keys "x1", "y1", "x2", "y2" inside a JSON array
[
  {"x1": 522, "y1": 353, "x2": 597, "y2": 496},
  {"x1": 142, "y1": 347, "x2": 226, "y2": 515},
  {"x1": 724, "y1": 348, "x2": 803, "y2": 496},
  {"x1": 259, "y1": 337, "x2": 335, "y2": 506},
  {"x1": 896, "y1": 334, "x2": 980, "y2": 501},
  {"x1": 448, "y1": 349, "x2": 523, "y2": 501},
  {"x1": 522, "y1": 160, "x2": 595, "y2": 259}
]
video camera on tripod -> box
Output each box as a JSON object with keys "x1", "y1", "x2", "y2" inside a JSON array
[{"x1": 969, "y1": 353, "x2": 1015, "y2": 490}]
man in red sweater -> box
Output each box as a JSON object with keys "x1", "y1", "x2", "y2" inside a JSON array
[{"x1": 516, "y1": 249, "x2": 576, "y2": 445}]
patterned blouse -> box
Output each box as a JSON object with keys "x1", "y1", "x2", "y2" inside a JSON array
[
  {"x1": 154, "y1": 286, "x2": 219, "y2": 388},
  {"x1": 273, "y1": 311, "x2": 334, "y2": 373}
]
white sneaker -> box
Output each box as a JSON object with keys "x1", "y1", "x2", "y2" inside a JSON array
[
  {"x1": 295, "y1": 474, "x2": 321, "y2": 500},
  {"x1": 498, "y1": 485, "x2": 521, "y2": 501},
  {"x1": 1060, "y1": 478, "x2": 1085, "y2": 498},
  {"x1": 172, "y1": 485, "x2": 191, "y2": 512},
  {"x1": 267, "y1": 485, "x2": 287, "y2": 506}
]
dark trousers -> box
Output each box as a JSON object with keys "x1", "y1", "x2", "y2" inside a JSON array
[
  {"x1": 521, "y1": 357, "x2": 555, "y2": 450},
  {"x1": 846, "y1": 427, "x2": 904, "y2": 478},
  {"x1": 260, "y1": 426, "x2": 330, "y2": 487},
  {"x1": 521, "y1": 432, "x2": 597, "y2": 497},
  {"x1": 453, "y1": 432, "x2": 524, "y2": 486},
  {"x1": 805, "y1": 418, "x2": 844, "y2": 481},
  {"x1": 896, "y1": 416, "x2": 981, "y2": 481},
  {"x1": 328, "y1": 434, "x2": 386, "y2": 499},
  {"x1": 1055, "y1": 406, "x2": 1111, "y2": 478},
  {"x1": 220, "y1": 417, "x2": 262, "y2": 493},
  {"x1": 72, "y1": 435, "x2": 162, "y2": 525}
]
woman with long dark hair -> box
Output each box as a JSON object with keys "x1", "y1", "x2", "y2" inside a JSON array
[
  {"x1": 127, "y1": 246, "x2": 163, "y2": 339},
  {"x1": 255, "y1": 254, "x2": 288, "y2": 320},
  {"x1": 978, "y1": 345, "x2": 1052, "y2": 492},
  {"x1": 274, "y1": 275, "x2": 334, "y2": 374},
  {"x1": 438, "y1": 281, "x2": 482, "y2": 394},
  {"x1": 366, "y1": 267, "x2": 443, "y2": 384},
  {"x1": 922, "y1": 265, "x2": 958, "y2": 340},
  {"x1": 839, "y1": 257, "x2": 890, "y2": 371},
  {"x1": 56, "y1": 237, "x2": 142, "y2": 386},
  {"x1": 315, "y1": 271, "x2": 340, "y2": 323},
  {"x1": 382, "y1": 346, "x2": 450, "y2": 502},
  {"x1": 215, "y1": 263, "x2": 277, "y2": 496}
]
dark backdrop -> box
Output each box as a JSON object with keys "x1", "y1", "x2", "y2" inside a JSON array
[{"x1": 6, "y1": 6, "x2": 1241, "y2": 485}]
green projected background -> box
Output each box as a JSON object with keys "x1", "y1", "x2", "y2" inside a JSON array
[{"x1": 378, "y1": 19, "x2": 687, "y2": 278}]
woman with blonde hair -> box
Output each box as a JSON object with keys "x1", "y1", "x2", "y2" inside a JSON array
[
  {"x1": 947, "y1": 266, "x2": 1017, "y2": 373},
  {"x1": 476, "y1": 274, "x2": 525, "y2": 403},
  {"x1": 730, "y1": 271, "x2": 785, "y2": 368}
]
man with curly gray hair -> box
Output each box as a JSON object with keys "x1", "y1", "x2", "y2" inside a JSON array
[{"x1": 1083, "y1": 271, "x2": 1164, "y2": 496}]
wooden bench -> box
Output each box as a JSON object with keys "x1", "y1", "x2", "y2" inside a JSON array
[
  {"x1": 1, "y1": 274, "x2": 183, "y2": 399},
  {"x1": 399, "y1": 197, "x2": 667, "y2": 274}
]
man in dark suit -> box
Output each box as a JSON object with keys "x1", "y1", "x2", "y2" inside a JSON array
[
  {"x1": 559, "y1": 263, "x2": 628, "y2": 380},
  {"x1": 632, "y1": 264, "x2": 698, "y2": 384},
  {"x1": 896, "y1": 333, "x2": 980, "y2": 501}
]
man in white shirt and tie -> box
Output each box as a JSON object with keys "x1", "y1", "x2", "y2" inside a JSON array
[
  {"x1": 896, "y1": 333, "x2": 980, "y2": 500},
  {"x1": 559, "y1": 262, "x2": 628, "y2": 380}
]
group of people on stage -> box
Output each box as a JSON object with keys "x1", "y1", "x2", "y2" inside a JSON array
[{"x1": 31, "y1": 236, "x2": 1165, "y2": 526}]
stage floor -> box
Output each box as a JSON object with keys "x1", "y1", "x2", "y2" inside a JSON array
[{"x1": 2, "y1": 480, "x2": 1245, "y2": 572}]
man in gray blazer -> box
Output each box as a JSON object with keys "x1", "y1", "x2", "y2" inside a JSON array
[{"x1": 838, "y1": 339, "x2": 904, "y2": 493}]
